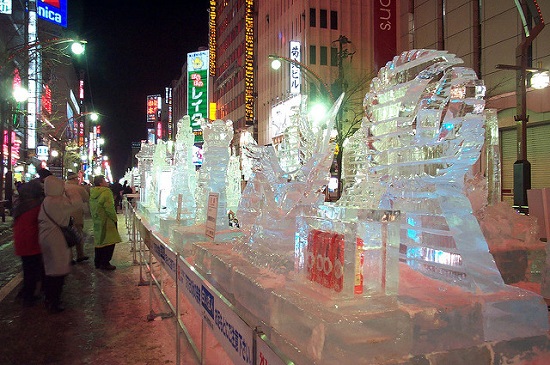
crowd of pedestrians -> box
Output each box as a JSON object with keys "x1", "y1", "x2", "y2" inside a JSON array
[{"x1": 11, "y1": 169, "x2": 123, "y2": 314}]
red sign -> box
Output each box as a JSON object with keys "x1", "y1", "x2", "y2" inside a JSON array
[
  {"x1": 146, "y1": 95, "x2": 161, "y2": 124},
  {"x1": 43, "y1": 0, "x2": 61, "y2": 7},
  {"x1": 373, "y1": 0, "x2": 397, "y2": 71}
]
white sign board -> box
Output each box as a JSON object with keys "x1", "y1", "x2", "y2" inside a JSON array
[
  {"x1": 205, "y1": 192, "x2": 219, "y2": 240},
  {"x1": 0, "y1": 0, "x2": 12, "y2": 14},
  {"x1": 289, "y1": 40, "x2": 301, "y2": 95}
]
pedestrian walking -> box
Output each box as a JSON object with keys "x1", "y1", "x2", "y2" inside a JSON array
[
  {"x1": 38, "y1": 175, "x2": 78, "y2": 313},
  {"x1": 65, "y1": 172, "x2": 90, "y2": 263},
  {"x1": 11, "y1": 168, "x2": 51, "y2": 306},
  {"x1": 89, "y1": 175, "x2": 121, "y2": 270},
  {"x1": 110, "y1": 180, "x2": 123, "y2": 213}
]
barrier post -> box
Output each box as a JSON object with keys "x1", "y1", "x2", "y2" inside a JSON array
[
  {"x1": 137, "y1": 219, "x2": 149, "y2": 286},
  {"x1": 176, "y1": 253, "x2": 181, "y2": 365},
  {"x1": 147, "y1": 247, "x2": 155, "y2": 320},
  {"x1": 201, "y1": 318, "x2": 206, "y2": 365}
]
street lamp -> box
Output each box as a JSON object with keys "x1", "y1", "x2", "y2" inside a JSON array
[
  {"x1": 0, "y1": 38, "x2": 87, "y2": 71},
  {"x1": 1, "y1": 37, "x2": 87, "y2": 171},
  {"x1": 269, "y1": 54, "x2": 334, "y2": 102},
  {"x1": 0, "y1": 86, "x2": 29, "y2": 207},
  {"x1": 495, "y1": 0, "x2": 545, "y2": 211}
]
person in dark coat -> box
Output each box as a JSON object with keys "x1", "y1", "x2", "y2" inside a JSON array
[{"x1": 12, "y1": 169, "x2": 51, "y2": 306}]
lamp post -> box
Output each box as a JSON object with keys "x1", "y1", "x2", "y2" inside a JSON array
[
  {"x1": 495, "y1": 0, "x2": 545, "y2": 211},
  {"x1": 269, "y1": 47, "x2": 355, "y2": 200},
  {"x1": 0, "y1": 87, "x2": 29, "y2": 208},
  {"x1": 1, "y1": 37, "x2": 86, "y2": 176},
  {"x1": 269, "y1": 54, "x2": 334, "y2": 102}
]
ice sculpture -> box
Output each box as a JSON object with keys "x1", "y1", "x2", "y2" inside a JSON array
[
  {"x1": 165, "y1": 116, "x2": 197, "y2": 219},
  {"x1": 226, "y1": 153, "x2": 241, "y2": 213},
  {"x1": 235, "y1": 94, "x2": 344, "y2": 270},
  {"x1": 194, "y1": 119, "x2": 233, "y2": 229},
  {"x1": 337, "y1": 49, "x2": 505, "y2": 292},
  {"x1": 146, "y1": 141, "x2": 170, "y2": 211},
  {"x1": 135, "y1": 141, "x2": 155, "y2": 205}
]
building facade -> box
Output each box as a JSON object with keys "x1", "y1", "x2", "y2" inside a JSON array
[
  {"x1": 397, "y1": 0, "x2": 550, "y2": 204},
  {"x1": 255, "y1": 1, "x2": 386, "y2": 147}
]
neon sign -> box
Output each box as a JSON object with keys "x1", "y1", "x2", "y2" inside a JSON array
[{"x1": 37, "y1": 0, "x2": 68, "y2": 27}]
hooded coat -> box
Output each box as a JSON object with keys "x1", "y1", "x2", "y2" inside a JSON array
[
  {"x1": 64, "y1": 180, "x2": 89, "y2": 226},
  {"x1": 89, "y1": 186, "x2": 121, "y2": 247},
  {"x1": 38, "y1": 176, "x2": 76, "y2": 276}
]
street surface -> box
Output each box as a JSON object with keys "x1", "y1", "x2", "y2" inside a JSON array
[{"x1": 0, "y1": 217, "x2": 20, "y2": 293}]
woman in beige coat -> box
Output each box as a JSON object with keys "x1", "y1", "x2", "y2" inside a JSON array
[{"x1": 38, "y1": 175, "x2": 78, "y2": 313}]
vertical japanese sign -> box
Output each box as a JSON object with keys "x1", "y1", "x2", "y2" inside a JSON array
[
  {"x1": 146, "y1": 95, "x2": 161, "y2": 143},
  {"x1": 187, "y1": 50, "x2": 209, "y2": 143},
  {"x1": 289, "y1": 41, "x2": 301, "y2": 95},
  {"x1": 373, "y1": 0, "x2": 397, "y2": 71}
]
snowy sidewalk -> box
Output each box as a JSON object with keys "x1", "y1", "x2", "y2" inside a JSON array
[{"x1": 0, "y1": 215, "x2": 183, "y2": 365}]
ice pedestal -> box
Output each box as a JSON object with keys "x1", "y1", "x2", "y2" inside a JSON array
[{"x1": 188, "y1": 240, "x2": 549, "y2": 364}]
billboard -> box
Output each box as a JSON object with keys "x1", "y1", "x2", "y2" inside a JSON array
[
  {"x1": 373, "y1": 0, "x2": 396, "y2": 71},
  {"x1": 37, "y1": 0, "x2": 68, "y2": 27},
  {"x1": 146, "y1": 95, "x2": 161, "y2": 124},
  {"x1": 187, "y1": 50, "x2": 209, "y2": 143},
  {"x1": 270, "y1": 94, "x2": 301, "y2": 139}
]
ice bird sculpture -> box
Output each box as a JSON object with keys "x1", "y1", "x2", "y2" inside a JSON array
[{"x1": 236, "y1": 95, "x2": 344, "y2": 269}]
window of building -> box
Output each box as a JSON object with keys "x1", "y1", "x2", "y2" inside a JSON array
[
  {"x1": 310, "y1": 8, "x2": 316, "y2": 27},
  {"x1": 331, "y1": 47, "x2": 338, "y2": 66},
  {"x1": 320, "y1": 9, "x2": 327, "y2": 29},
  {"x1": 320, "y1": 46, "x2": 327, "y2": 65},
  {"x1": 330, "y1": 10, "x2": 337, "y2": 30},
  {"x1": 309, "y1": 45, "x2": 316, "y2": 65}
]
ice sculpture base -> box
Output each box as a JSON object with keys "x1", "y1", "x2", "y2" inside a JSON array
[
  {"x1": 189, "y1": 241, "x2": 549, "y2": 364},
  {"x1": 159, "y1": 216, "x2": 195, "y2": 239},
  {"x1": 170, "y1": 224, "x2": 242, "y2": 255}
]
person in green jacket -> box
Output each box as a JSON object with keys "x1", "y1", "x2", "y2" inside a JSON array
[{"x1": 89, "y1": 175, "x2": 121, "y2": 270}]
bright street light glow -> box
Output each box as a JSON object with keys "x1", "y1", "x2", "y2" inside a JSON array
[
  {"x1": 271, "y1": 59, "x2": 282, "y2": 70},
  {"x1": 309, "y1": 103, "x2": 327, "y2": 125},
  {"x1": 531, "y1": 71, "x2": 550, "y2": 90},
  {"x1": 51, "y1": 150, "x2": 59, "y2": 157},
  {"x1": 12, "y1": 87, "x2": 28, "y2": 102},
  {"x1": 70, "y1": 42, "x2": 85, "y2": 55},
  {"x1": 89, "y1": 112, "x2": 99, "y2": 122}
]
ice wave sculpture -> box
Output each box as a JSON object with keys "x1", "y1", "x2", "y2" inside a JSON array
[
  {"x1": 339, "y1": 49, "x2": 504, "y2": 292},
  {"x1": 235, "y1": 95, "x2": 344, "y2": 270},
  {"x1": 194, "y1": 119, "x2": 233, "y2": 229},
  {"x1": 166, "y1": 116, "x2": 197, "y2": 218}
]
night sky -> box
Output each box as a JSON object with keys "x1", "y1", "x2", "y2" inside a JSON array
[{"x1": 68, "y1": 1, "x2": 210, "y2": 180}]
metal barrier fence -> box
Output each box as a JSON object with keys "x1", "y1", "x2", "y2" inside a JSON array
[{"x1": 124, "y1": 203, "x2": 294, "y2": 365}]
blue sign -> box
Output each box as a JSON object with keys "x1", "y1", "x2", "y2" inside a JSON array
[{"x1": 37, "y1": 0, "x2": 67, "y2": 28}]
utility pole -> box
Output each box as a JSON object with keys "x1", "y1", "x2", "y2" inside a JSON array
[
  {"x1": 332, "y1": 35, "x2": 354, "y2": 200},
  {"x1": 513, "y1": 0, "x2": 544, "y2": 211}
]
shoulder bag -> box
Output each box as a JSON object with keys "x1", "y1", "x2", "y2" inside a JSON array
[{"x1": 42, "y1": 203, "x2": 82, "y2": 248}]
